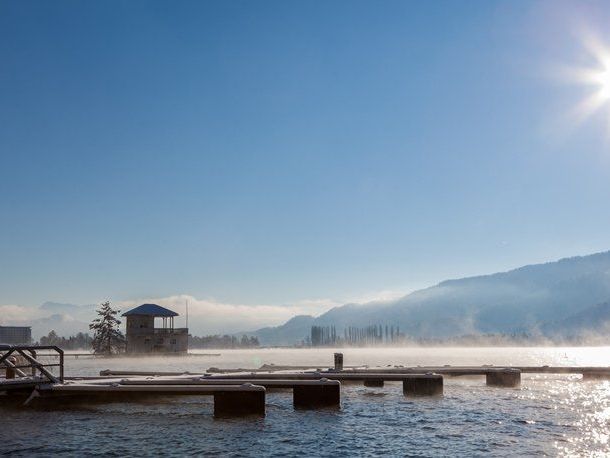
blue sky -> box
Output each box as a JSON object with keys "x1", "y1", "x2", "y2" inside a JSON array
[{"x1": 2, "y1": 0, "x2": 610, "y2": 316}]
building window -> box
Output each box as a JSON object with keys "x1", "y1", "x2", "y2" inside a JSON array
[
  {"x1": 170, "y1": 339, "x2": 176, "y2": 345},
  {"x1": 156, "y1": 338, "x2": 163, "y2": 345}
]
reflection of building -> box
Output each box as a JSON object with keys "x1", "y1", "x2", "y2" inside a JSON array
[
  {"x1": 0, "y1": 326, "x2": 32, "y2": 345},
  {"x1": 122, "y1": 304, "x2": 188, "y2": 354}
]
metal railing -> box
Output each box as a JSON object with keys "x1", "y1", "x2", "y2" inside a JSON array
[
  {"x1": 0, "y1": 345, "x2": 64, "y2": 383},
  {"x1": 127, "y1": 328, "x2": 188, "y2": 336}
]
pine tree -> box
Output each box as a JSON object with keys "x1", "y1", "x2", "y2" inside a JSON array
[{"x1": 89, "y1": 301, "x2": 125, "y2": 355}]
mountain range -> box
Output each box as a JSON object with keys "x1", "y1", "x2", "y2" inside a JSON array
[
  {"x1": 8, "y1": 251, "x2": 610, "y2": 345},
  {"x1": 249, "y1": 251, "x2": 610, "y2": 345}
]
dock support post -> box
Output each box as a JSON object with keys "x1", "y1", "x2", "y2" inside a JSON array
[
  {"x1": 293, "y1": 381, "x2": 341, "y2": 409},
  {"x1": 334, "y1": 353, "x2": 343, "y2": 371},
  {"x1": 486, "y1": 369, "x2": 521, "y2": 388},
  {"x1": 403, "y1": 375, "x2": 443, "y2": 396},
  {"x1": 363, "y1": 379, "x2": 384, "y2": 387},
  {"x1": 213, "y1": 388, "x2": 266, "y2": 417}
]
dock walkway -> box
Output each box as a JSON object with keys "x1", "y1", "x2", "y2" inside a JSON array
[{"x1": 4, "y1": 346, "x2": 610, "y2": 418}]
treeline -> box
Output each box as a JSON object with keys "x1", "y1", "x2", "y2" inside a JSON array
[
  {"x1": 309, "y1": 324, "x2": 403, "y2": 347},
  {"x1": 35, "y1": 330, "x2": 260, "y2": 350},
  {"x1": 310, "y1": 325, "x2": 338, "y2": 346},
  {"x1": 189, "y1": 334, "x2": 260, "y2": 349},
  {"x1": 38, "y1": 330, "x2": 93, "y2": 350}
]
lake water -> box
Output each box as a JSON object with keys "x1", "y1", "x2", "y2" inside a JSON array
[{"x1": 2, "y1": 346, "x2": 610, "y2": 456}]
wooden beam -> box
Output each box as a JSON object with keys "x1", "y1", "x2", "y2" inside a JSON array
[{"x1": 16, "y1": 349, "x2": 59, "y2": 384}]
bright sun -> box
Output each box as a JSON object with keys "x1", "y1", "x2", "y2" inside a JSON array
[
  {"x1": 565, "y1": 35, "x2": 610, "y2": 128},
  {"x1": 598, "y1": 69, "x2": 610, "y2": 99}
]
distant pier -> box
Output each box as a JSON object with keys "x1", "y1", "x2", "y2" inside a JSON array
[{"x1": 34, "y1": 352, "x2": 221, "y2": 359}]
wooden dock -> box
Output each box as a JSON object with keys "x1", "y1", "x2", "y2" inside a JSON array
[
  {"x1": 100, "y1": 364, "x2": 610, "y2": 379},
  {"x1": 29, "y1": 382, "x2": 267, "y2": 416},
  {"x1": 1, "y1": 345, "x2": 343, "y2": 416},
  {"x1": 4, "y1": 347, "x2": 610, "y2": 418},
  {"x1": 64, "y1": 376, "x2": 342, "y2": 409}
]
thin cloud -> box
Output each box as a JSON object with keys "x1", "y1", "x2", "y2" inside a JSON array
[
  {"x1": 116, "y1": 294, "x2": 341, "y2": 334},
  {"x1": 0, "y1": 288, "x2": 412, "y2": 338},
  {"x1": 0, "y1": 304, "x2": 38, "y2": 323}
]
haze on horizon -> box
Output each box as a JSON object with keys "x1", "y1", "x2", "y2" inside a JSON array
[{"x1": 3, "y1": 0, "x2": 610, "y2": 334}]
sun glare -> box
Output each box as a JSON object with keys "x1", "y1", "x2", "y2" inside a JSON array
[
  {"x1": 598, "y1": 69, "x2": 610, "y2": 100},
  {"x1": 564, "y1": 34, "x2": 610, "y2": 131}
]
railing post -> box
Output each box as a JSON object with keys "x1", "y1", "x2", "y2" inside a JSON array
[
  {"x1": 6, "y1": 356, "x2": 17, "y2": 379},
  {"x1": 29, "y1": 349, "x2": 37, "y2": 376},
  {"x1": 56, "y1": 346, "x2": 64, "y2": 382}
]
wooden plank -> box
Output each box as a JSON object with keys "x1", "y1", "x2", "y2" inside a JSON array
[
  {"x1": 206, "y1": 372, "x2": 442, "y2": 381},
  {"x1": 47, "y1": 383, "x2": 265, "y2": 394},
  {"x1": 98, "y1": 365, "x2": 610, "y2": 379},
  {"x1": 113, "y1": 378, "x2": 341, "y2": 389},
  {"x1": 340, "y1": 366, "x2": 610, "y2": 375},
  {"x1": 99, "y1": 369, "x2": 197, "y2": 377}
]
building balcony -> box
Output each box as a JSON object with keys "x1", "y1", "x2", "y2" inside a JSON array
[
  {"x1": 153, "y1": 328, "x2": 188, "y2": 335},
  {"x1": 127, "y1": 327, "x2": 188, "y2": 336}
]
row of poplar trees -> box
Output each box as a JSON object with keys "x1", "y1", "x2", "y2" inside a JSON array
[{"x1": 310, "y1": 324, "x2": 402, "y2": 346}]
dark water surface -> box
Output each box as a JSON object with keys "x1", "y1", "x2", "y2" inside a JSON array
[{"x1": 2, "y1": 347, "x2": 609, "y2": 457}]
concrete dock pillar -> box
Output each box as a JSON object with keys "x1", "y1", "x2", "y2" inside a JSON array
[
  {"x1": 334, "y1": 353, "x2": 343, "y2": 371},
  {"x1": 363, "y1": 379, "x2": 384, "y2": 387},
  {"x1": 403, "y1": 374, "x2": 443, "y2": 396},
  {"x1": 213, "y1": 386, "x2": 266, "y2": 417},
  {"x1": 486, "y1": 369, "x2": 521, "y2": 388},
  {"x1": 293, "y1": 380, "x2": 341, "y2": 408}
]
